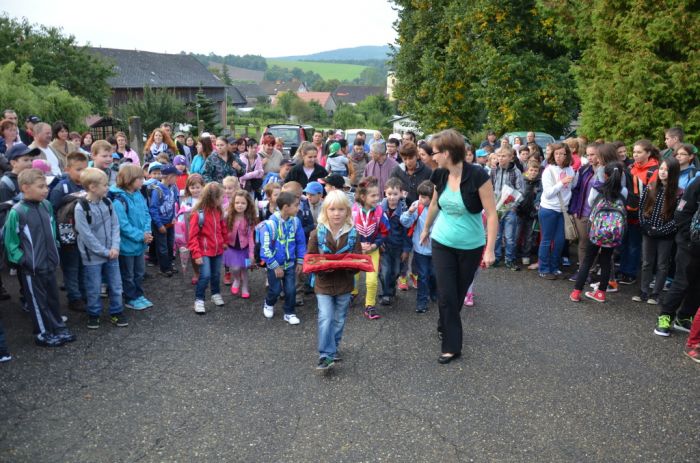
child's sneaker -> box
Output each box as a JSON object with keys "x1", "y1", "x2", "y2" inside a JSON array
[
  {"x1": 191, "y1": 277, "x2": 198, "y2": 285},
  {"x1": 138, "y1": 296, "x2": 154, "y2": 309},
  {"x1": 380, "y1": 296, "x2": 392, "y2": 306},
  {"x1": 409, "y1": 273, "x2": 418, "y2": 289},
  {"x1": 505, "y1": 260, "x2": 521, "y2": 271},
  {"x1": 194, "y1": 300, "x2": 206, "y2": 314},
  {"x1": 284, "y1": 313, "x2": 301, "y2": 325},
  {"x1": 316, "y1": 356, "x2": 334, "y2": 370},
  {"x1": 647, "y1": 296, "x2": 659, "y2": 305},
  {"x1": 241, "y1": 292, "x2": 250, "y2": 299},
  {"x1": 397, "y1": 276, "x2": 408, "y2": 291},
  {"x1": 464, "y1": 292, "x2": 474, "y2": 307},
  {"x1": 654, "y1": 315, "x2": 672, "y2": 336},
  {"x1": 364, "y1": 306, "x2": 381, "y2": 320},
  {"x1": 159, "y1": 269, "x2": 173, "y2": 278},
  {"x1": 87, "y1": 316, "x2": 100, "y2": 329},
  {"x1": 522, "y1": 257, "x2": 530, "y2": 266},
  {"x1": 0, "y1": 352, "x2": 11, "y2": 363},
  {"x1": 590, "y1": 281, "x2": 618, "y2": 293},
  {"x1": 673, "y1": 316, "x2": 693, "y2": 333},
  {"x1": 683, "y1": 345, "x2": 700, "y2": 364},
  {"x1": 632, "y1": 292, "x2": 648, "y2": 302},
  {"x1": 527, "y1": 262, "x2": 539, "y2": 270},
  {"x1": 263, "y1": 303, "x2": 274, "y2": 319},
  {"x1": 416, "y1": 306, "x2": 427, "y2": 313},
  {"x1": 35, "y1": 333, "x2": 65, "y2": 347},
  {"x1": 569, "y1": 289, "x2": 582, "y2": 302},
  {"x1": 223, "y1": 271, "x2": 232, "y2": 286},
  {"x1": 562, "y1": 257, "x2": 571, "y2": 267},
  {"x1": 110, "y1": 312, "x2": 129, "y2": 327},
  {"x1": 584, "y1": 290, "x2": 606, "y2": 303},
  {"x1": 211, "y1": 294, "x2": 224, "y2": 306},
  {"x1": 231, "y1": 285, "x2": 239, "y2": 295}
]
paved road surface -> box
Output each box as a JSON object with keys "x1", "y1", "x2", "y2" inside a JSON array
[{"x1": 1, "y1": 265, "x2": 697, "y2": 462}]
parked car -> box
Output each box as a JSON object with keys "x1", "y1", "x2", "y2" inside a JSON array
[
  {"x1": 503, "y1": 131, "x2": 555, "y2": 151},
  {"x1": 265, "y1": 124, "x2": 314, "y2": 157},
  {"x1": 345, "y1": 128, "x2": 380, "y2": 147}
]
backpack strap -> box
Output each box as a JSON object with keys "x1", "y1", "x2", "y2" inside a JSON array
[
  {"x1": 78, "y1": 198, "x2": 92, "y2": 224},
  {"x1": 317, "y1": 224, "x2": 328, "y2": 254},
  {"x1": 1, "y1": 175, "x2": 15, "y2": 192}
]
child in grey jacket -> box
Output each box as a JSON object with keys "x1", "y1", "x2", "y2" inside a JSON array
[{"x1": 74, "y1": 167, "x2": 127, "y2": 329}]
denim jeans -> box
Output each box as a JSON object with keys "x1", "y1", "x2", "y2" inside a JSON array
[
  {"x1": 60, "y1": 245, "x2": 85, "y2": 302},
  {"x1": 195, "y1": 255, "x2": 222, "y2": 301},
  {"x1": 495, "y1": 210, "x2": 519, "y2": 263},
  {"x1": 619, "y1": 223, "x2": 642, "y2": 278},
  {"x1": 0, "y1": 318, "x2": 8, "y2": 354},
  {"x1": 316, "y1": 293, "x2": 351, "y2": 358},
  {"x1": 413, "y1": 252, "x2": 437, "y2": 309},
  {"x1": 379, "y1": 246, "x2": 402, "y2": 298},
  {"x1": 266, "y1": 266, "x2": 296, "y2": 315},
  {"x1": 119, "y1": 254, "x2": 145, "y2": 302},
  {"x1": 538, "y1": 208, "x2": 564, "y2": 274},
  {"x1": 84, "y1": 260, "x2": 123, "y2": 316},
  {"x1": 155, "y1": 226, "x2": 175, "y2": 272}
]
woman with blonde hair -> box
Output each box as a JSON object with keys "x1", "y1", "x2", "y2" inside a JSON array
[{"x1": 307, "y1": 190, "x2": 362, "y2": 370}]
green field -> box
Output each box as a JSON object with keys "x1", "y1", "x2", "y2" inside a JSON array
[{"x1": 266, "y1": 59, "x2": 368, "y2": 81}]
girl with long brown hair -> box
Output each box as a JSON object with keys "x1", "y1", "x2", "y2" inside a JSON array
[{"x1": 224, "y1": 190, "x2": 257, "y2": 299}]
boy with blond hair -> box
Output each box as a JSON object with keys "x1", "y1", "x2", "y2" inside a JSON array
[
  {"x1": 4, "y1": 168, "x2": 76, "y2": 347},
  {"x1": 74, "y1": 167, "x2": 126, "y2": 329}
]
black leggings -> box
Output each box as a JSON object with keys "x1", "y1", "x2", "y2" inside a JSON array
[
  {"x1": 575, "y1": 241, "x2": 614, "y2": 291},
  {"x1": 432, "y1": 240, "x2": 483, "y2": 355}
]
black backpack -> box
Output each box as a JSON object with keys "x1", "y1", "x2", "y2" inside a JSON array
[{"x1": 55, "y1": 193, "x2": 112, "y2": 246}]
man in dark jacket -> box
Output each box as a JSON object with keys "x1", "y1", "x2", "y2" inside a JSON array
[{"x1": 391, "y1": 141, "x2": 432, "y2": 205}]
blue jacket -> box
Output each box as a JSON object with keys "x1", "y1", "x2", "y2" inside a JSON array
[
  {"x1": 260, "y1": 211, "x2": 307, "y2": 270},
  {"x1": 148, "y1": 181, "x2": 178, "y2": 228},
  {"x1": 109, "y1": 185, "x2": 151, "y2": 256},
  {"x1": 380, "y1": 198, "x2": 412, "y2": 253},
  {"x1": 401, "y1": 201, "x2": 432, "y2": 256},
  {"x1": 49, "y1": 177, "x2": 83, "y2": 212},
  {"x1": 297, "y1": 197, "x2": 315, "y2": 243},
  {"x1": 678, "y1": 165, "x2": 698, "y2": 190}
]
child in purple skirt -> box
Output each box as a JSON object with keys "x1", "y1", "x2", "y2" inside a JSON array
[{"x1": 224, "y1": 190, "x2": 257, "y2": 298}]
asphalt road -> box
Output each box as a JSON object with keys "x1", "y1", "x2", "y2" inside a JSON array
[{"x1": 0, "y1": 264, "x2": 698, "y2": 462}]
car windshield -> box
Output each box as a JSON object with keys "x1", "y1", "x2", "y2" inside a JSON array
[{"x1": 267, "y1": 127, "x2": 300, "y2": 145}]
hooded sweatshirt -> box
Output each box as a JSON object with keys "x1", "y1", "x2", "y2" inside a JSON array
[
  {"x1": 74, "y1": 196, "x2": 121, "y2": 265},
  {"x1": 3, "y1": 199, "x2": 59, "y2": 273},
  {"x1": 109, "y1": 185, "x2": 151, "y2": 256}
]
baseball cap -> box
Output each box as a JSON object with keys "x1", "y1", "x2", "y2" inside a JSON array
[
  {"x1": 173, "y1": 155, "x2": 187, "y2": 166},
  {"x1": 320, "y1": 174, "x2": 344, "y2": 189},
  {"x1": 174, "y1": 132, "x2": 185, "y2": 138},
  {"x1": 6, "y1": 143, "x2": 41, "y2": 161},
  {"x1": 476, "y1": 148, "x2": 488, "y2": 158},
  {"x1": 26, "y1": 115, "x2": 41, "y2": 123},
  {"x1": 303, "y1": 181, "x2": 323, "y2": 195},
  {"x1": 148, "y1": 162, "x2": 163, "y2": 173},
  {"x1": 112, "y1": 153, "x2": 121, "y2": 159},
  {"x1": 280, "y1": 159, "x2": 295, "y2": 167},
  {"x1": 161, "y1": 165, "x2": 178, "y2": 176},
  {"x1": 328, "y1": 142, "x2": 341, "y2": 156}
]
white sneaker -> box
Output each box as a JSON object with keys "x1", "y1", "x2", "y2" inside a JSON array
[
  {"x1": 194, "y1": 300, "x2": 206, "y2": 314},
  {"x1": 211, "y1": 294, "x2": 224, "y2": 306},
  {"x1": 522, "y1": 257, "x2": 530, "y2": 265},
  {"x1": 263, "y1": 303, "x2": 274, "y2": 319},
  {"x1": 284, "y1": 314, "x2": 300, "y2": 325},
  {"x1": 61, "y1": 315, "x2": 68, "y2": 323}
]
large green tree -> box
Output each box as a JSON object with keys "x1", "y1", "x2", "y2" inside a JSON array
[
  {"x1": 391, "y1": 0, "x2": 577, "y2": 135},
  {"x1": 114, "y1": 86, "x2": 186, "y2": 135},
  {"x1": 542, "y1": 0, "x2": 700, "y2": 142},
  {"x1": 0, "y1": 15, "x2": 113, "y2": 112},
  {"x1": 188, "y1": 88, "x2": 221, "y2": 135}
]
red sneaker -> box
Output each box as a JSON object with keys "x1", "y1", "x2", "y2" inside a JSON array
[
  {"x1": 397, "y1": 276, "x2": 408, "y2": 291},
  {"x1": 684, "y1": 346, "x2": 700, "y2": 364},
  {"x1": 569, "y1": 289, "x2": 582, "y2": 302},
  {"x1": 241, "y1": 292, "x2": 250, "y2": 299},
  {"x1": 585, "y1": 289, "x2": 606, "y2": 303},
  {"x1": 223, "y1": 272, "x2": 232, "y2": 286}
]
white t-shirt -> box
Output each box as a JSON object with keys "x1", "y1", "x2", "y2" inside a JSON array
[
  {"x1": 303, "y1": 166, "x2": 314, "y2": 179},
  {"x1": 39, "y1": 146, "x2": 62, "y2": 175}
]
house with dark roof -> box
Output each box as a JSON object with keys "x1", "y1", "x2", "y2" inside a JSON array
[
  {"x1": 226, "y1": 86, "x2": 247, "y2": 107},
  {"x1": 208, "y1": 62, "x2": 265, "y2": 83},
  {"x1": 233, "y1": 83, "x2": 269, "y2": 106},
  {"x1": 90, "y1": 47, "x2": 228, "y2": 125},
  {"x1": 333, "y1": 85, "x2": 386, "y2": 105},
  {"x1": 260, "y1": 79, "x2": 308, "y2": 97}
]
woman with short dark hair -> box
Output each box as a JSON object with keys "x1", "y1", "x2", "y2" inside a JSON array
[
  {"x1": 420, "y1": 129, "x2": 497, "y2": 364},
  {"x1": 49, "y1": 120, "x2": 76, "y2": 169}
]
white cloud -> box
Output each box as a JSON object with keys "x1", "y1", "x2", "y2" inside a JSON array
[{"x1": 2, "y1": 0, "x2": 399, "y2": 57}]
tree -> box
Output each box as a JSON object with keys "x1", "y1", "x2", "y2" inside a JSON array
[
  {"x1": 357, "y1": 67, "x2": 386, "y2": 86},
  {"x1": 311, "y1": 79, "x2": 342, "y2": 92},
  {"x1": 333, "y1": 104, "x2": 366, "y2": 129},
  {"x1": 187, "y1": 88, "x2": 221, "y2": 135},
  {"x1": 542, "y1": 0, "x2": 700, "y2": 142},
  {"x1": 0, "y1": 62, "x2": 91, "y2": 130},
  {"x1": 114, "y1": 86, "x2": 186, "y2": 135},
  {"x1": 391, "y1": 0, "x2": 577, "y2": 135},
  {"x1": 0, "y1": 14, "x2": 114, "y2": 112},
  {"x1": 276, "y1": 91, "x2": 299, "y2": 119}
]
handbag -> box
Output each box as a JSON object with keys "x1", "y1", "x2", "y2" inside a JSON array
[{"x1": 550, "y1": 168, "x2": 579, "y2": 241}]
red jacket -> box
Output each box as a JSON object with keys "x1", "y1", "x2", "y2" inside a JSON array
[{"x1": 187, "y1": 208, "x2": 227, "y2": 259}]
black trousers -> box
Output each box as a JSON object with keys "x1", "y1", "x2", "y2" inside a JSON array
[
  {"x1": 432, "y1": 240, "x2": 483, "y2": 355},
  {"x1": 660, "y1": 239, "x2": 697, "y2": 319},
  {"x1": 575, "y1": 241, "x2": 614, "y2": 291},
  {"x1": 20, "y1": 269, "x2": 65, "y2": 336}
]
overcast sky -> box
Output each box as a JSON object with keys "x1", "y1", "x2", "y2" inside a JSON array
[{"x1": 2, "y1": 0, "x2": 399, "y2": 57}]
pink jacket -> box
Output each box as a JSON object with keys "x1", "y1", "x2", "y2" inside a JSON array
[
  {"x1": 227, "y1": 216, "x2": 255, "y2": 260},
  {"x1": 239, "y1": 154, "x2": 264, "y2": 189}
]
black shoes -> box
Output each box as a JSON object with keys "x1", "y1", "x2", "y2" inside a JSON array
[
  {"x1": 35, "y1": 333, "x2": 65, "y2": 348},
  {"x1": 380, "y1": 296, "x2": 392, "y2": 306},
  {"x1": 438, "y1": 352, "x2": 461, "y2": 364}
]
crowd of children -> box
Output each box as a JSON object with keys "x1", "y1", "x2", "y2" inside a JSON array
[{"x1": 1, "y1": 119, "x2": 699, "y2": 369}]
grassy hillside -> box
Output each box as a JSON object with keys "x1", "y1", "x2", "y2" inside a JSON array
[{"x1": 266, "y1": 59, "x2": 368, "y2": 81}]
